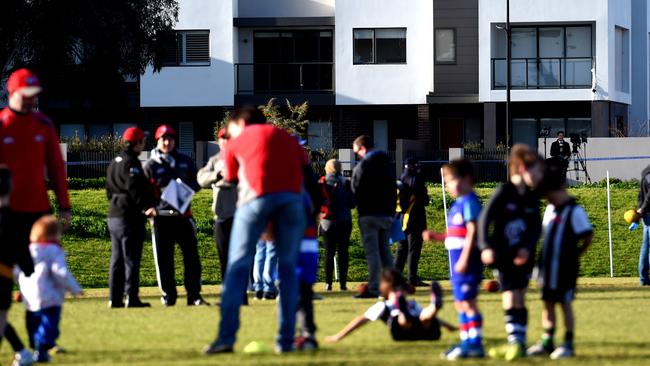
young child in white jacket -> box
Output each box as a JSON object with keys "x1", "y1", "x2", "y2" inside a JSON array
[{"x1": 16, "y1": 215, "x2": 82, "y2": 363}]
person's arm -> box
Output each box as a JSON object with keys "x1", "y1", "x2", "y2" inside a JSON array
[
  {"x1": 44, "y1": 123, "x2": 71, "y2": 228},
  {"x1": 324, "y1": 316, "x2": 370, "y2": 343},
  {"x1": 638, "y1": 174, "x2": 650, "y2": 215},
  {"x1": 222, "y1": 144, "x2": 239, "y2": 183},
  {"x1": 438, "y1": 318, "x2": 458, "y2": 332},
  {"x1": 455, "y1": 221, "x2": 476, "y2": 274},
  {"x1": 350, "y1": 161, "x2": 363, "y2": 194},
  {"x1": 578, "y1": 233, "x2": 593, "y2": 256},
  {"x1": 550, "y1": 141, "x2": 559, "y2": 157},
  {"x1": 478, "y1": 186, "x2": 504, "y2": 265},
  {"x1": 572, "y1": 205, "x2": 594, "y2": 255},
  {"x1": 197, "y1": 156, "x2": 222, "y2": 189},
  {"x1": 51, "y1": 249, "x2": 82, "y2": 296},
  {"x1": 126, "y1": 160, "x2": 157, "y2": 215}
]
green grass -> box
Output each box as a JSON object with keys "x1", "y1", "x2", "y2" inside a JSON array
[
  {"x1": 1, "y1": 278, "x2": 649, "y2": 365},
  {"x1": 62, "y1": 186, "x2": 642, "y2": 288}
]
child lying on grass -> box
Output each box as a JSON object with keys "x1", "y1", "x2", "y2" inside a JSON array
[{"x1": 325, "y1": 269, "x2": 456, "y2": 343}]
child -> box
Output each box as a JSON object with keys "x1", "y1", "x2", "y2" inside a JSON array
[
  {"x1": 478, "y1": 144, "x2": 544, "y2": 361},
  {"x1": 422, "y1": 158, "x2": 485, "y2": 360},
  {"x1": 527, "y1": 160, "x2": 593, "y2": 359},
  {"x1": 294, "y1": 194, "x2": 320, "y2": 351},
  {"x1": 16, "y1": 215, "x2": 82, "y2": 363},
  {"x1": 324, "y1": 269, "x2": 455, "y2": 344}
]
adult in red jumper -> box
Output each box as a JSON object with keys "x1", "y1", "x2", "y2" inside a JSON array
[{"x1": 0, "y1": 69, "x2": 71, "y2": 272}]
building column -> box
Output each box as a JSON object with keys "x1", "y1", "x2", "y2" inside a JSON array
[
  {"x1": 483, "y1": 102, "x2": 497, "y2": 148},
  {"x1": 591, "y1": 101, "x2": 610, "y2": 137}
]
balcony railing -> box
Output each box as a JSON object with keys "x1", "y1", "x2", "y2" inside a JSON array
[
  {"x1": 235, "y1": 62, "x2": 334, "y2": 95},
  {"x1": 491, "y1": 57, "x2": 594, "y2": 90}
]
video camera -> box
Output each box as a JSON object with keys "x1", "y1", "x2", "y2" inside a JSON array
[{"x1": 569, "y1": 133, "x2": 588, "y2": 153}]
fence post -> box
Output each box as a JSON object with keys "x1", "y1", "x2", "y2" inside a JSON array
[
  {"x1": 60, "y1": 143, "x2": 68, "y2": 174},
  {"x1": 338, "y1": 149, "x2": 355, "y2": 177}
]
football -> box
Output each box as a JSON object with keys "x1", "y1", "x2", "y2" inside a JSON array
[
  {"x1": 484, "y1": 280, "x2": 500, "y2": 293},
  {"x1": 624, "y1": 210, "x2": 641, "y2": 224}
]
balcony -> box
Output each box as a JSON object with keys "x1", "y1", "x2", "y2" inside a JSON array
[
  {"x1": 491, "y1": 57, "x2": 594, "y2": 90},
  {"x1": 235, "y1": 62, "x2": 334, "y2": 105}
]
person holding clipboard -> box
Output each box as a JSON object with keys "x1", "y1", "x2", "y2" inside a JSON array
[{"x1": 144, "y1": 125, "x2": 209, "y2": 307}]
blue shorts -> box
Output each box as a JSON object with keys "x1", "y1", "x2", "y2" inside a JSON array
[{"x1": 452, "y1": 279, "x2": 480, "y2": 301}]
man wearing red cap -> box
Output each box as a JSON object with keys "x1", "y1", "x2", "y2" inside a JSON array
[
  {"x1": 144, "y1": 125, "x2": 208, "y2": 306},
  {"x1": 0, "y1": 68, "x2": 70, "y2": 276},
  {"x1": 106, "y1": 127, "x2": 158, "y2": 308}
]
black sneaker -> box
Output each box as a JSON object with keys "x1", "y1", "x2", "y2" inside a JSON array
[
  {"x1": 108, "y1": 301, "x2": 125, "y2": 309},
  {"x1": 125, "y1": 297, "x2": 151, "y2": 308},
  {"x1": 188, "y1": 296, "x2": 210, "y2": 306},
  {"x1": 325, "y1": 284, "x2": 333, "y2": 291},
  {"x1": 263, "y1": 292, "x2": 277, "y2": 300},
  {"x1": 430, "y1": 281, "x2": 443, "y2": 309},
  {"x1": 414, "y1": 280, "x2": 430, "y2": 287},
  {"x1": 294, "y1": 336, "x2": 319, "y2": 351},
  {"x1": 203, "y1": 341, "x2": 234, "y2": 355},
  {"x1": 340, "y1": 285, "x2": 348, "y2": 291},
  {"x1": 354, "y1": 291, "x2": 379, "y2": 299},
  {"x1": 161, "y1": 296, "x2": 176, "y2": 307},
  {"x1": 255, "y1": 291, "x2": 264, "y2": 300}
]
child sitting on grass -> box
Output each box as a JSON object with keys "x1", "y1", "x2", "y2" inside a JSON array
[
  {"x1": 422, "y1": 158, "x2": 485, "y2": 360},
  {"x1": 324, "y1": 269, "x2": 455, "y2": 344},
  {"x1": 527, "y1": 159, "x2": 593, "y2": 359},
  {"x1": 16, "y1": 216, "x2": 82, "y2": 363}
]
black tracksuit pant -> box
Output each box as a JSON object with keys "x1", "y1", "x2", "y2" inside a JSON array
[
  {"x1": 394, "y1": 232, "x2": 424, "y2": 285},
  {"x1": 151, "y1": 215, "x2": 202, "y2": 304},
  {"x1": 213, "y1": 217, "x2": 234, "y2": 280},
  {"x1": 322, "y1": 220, "x2": 352, "y2": 287},
  {"x1": 108, "y1": 216, "x2": 146, "y2": 302}
]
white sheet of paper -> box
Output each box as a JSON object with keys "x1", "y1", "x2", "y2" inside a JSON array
[{"x1": 161, "y1": 178, "x2": 196, "y2": 214}]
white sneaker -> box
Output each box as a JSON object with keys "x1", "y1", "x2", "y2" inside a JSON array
[
  {"x1": 527, "y1": 342, "x2": 551, "y2": 357},
  {"x1": 550, "y1": 345, "x2": 575, "y2": 359},
  {"x1": 12, "y1": 349, "x2": 34, "y2": 366}
]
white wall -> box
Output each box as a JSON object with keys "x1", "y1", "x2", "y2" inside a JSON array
[
  {"x1": 335, "y1": 0, "x2": 433, "y2": 105},
  {"x1": 479, "y1": 0, "x2": 631, "y2": 105},
  {"x1": 538, "y1": 137, "x2": 650, "y2": 182},
  {"x1": 140, "y1": 0, "x2": 236, "y2": 107},
  {"x1": 238, "y1": 0, "x2": 334, "y2": 18}
]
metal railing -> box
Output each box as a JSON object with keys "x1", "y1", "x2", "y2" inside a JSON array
[
  {"x1": 464, "y1": 148, "x2": 508, "y2": 183},
  {"x1": 491, "y1": 57, "x2": 594, "y2": 89},
  {"x1": 66, "y1": 151, "x2": 116, "y2": 179},
  {"x1": 235, "y1": 62, "x2": 335, "y2": 95}
]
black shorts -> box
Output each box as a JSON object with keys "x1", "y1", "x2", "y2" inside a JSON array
[
  {"x1": 497, "y1": 267, "x2": 532, "y2": 291},
  {"x1": 542, "y1": 287, "x2": 576, "y2": 304},
  {"x1": 388, "y1": 316, "x2": 441, "y2": 341},
  {"x1": 0, "y1": 276, "x2": 13, "y2": 310}
]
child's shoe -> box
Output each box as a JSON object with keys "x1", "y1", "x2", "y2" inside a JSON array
[
  {"x1": 443, "y1": 343, "x2": 484, "y2": 361},
  {"x1": 504, "y1": 342, "x2": 525, "y2": 361},
  {"x1": 294, "y1": 336, "x2": 318, "y2": 351},
  {"x1": 12, "y1": 349, "x2": 34, "y2": 366},
  {"x1": 527, "y1": 342, "x2": 553, "y2": 357},
  {"x1": 429, "y1": 281, "x2": 443, "y2": 309},
  {"x1": 550, "y1": 344, "x2": 575, "y2": 359}
]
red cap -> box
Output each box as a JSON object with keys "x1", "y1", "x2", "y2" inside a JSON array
[
  {"x1": 122, "y1": 127, "x2": 145, "y2": 143},
  {"x1": 155, "y1": 125, "x2": 176, "y2": 140},
  {"x1": 217, "y1": 128, "x2": 227, "y2": 139},
  {"x1": 7, "y1": 68, "x2": 43, "y2": 97}
]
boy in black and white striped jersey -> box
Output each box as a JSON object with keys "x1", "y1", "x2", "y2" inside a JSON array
[{"x1": 528, "y1": 160, "x2": 594, "y2": 360}]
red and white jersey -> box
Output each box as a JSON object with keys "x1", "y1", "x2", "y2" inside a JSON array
[{"x1": 0, "y1": 108, "x2": 70, "y2": 213}]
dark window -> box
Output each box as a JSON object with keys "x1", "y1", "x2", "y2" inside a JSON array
[
  {"x1": 162, "y1": 30, "x2": 210, "y2": 66},
  {"x1": 353, "y1": 28, "x2": 406, "y2": 64},
  {"x1": 435, "y1": 29, "x2": 456, "y2": 64}
]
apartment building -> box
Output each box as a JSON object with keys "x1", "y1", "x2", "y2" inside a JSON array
[{"x1": 134, "y1": 0, "x2": 649, "y2": 153}]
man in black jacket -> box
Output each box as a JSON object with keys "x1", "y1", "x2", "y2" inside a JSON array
[
  {"x1": 106, "y1": 127, "x2": 157, "y2": 308},
  {"x1": 351, "y1": 135, "x2": 397, "y2": 298},
  {"x1": 144, "y1": 125, "x2": 209, "y2": 306},
  {"x1": 637, "y1": 165, "x2": 650, "y2": 286},
  {"x1": 394, "y1": 158, "x2": 429, "y2": 287}
]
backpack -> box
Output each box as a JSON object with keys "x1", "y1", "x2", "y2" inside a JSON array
[{"x1": 319, "y1": 176, "x2": 337, "y2": 220}]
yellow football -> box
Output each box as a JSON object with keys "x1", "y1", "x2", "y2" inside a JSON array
[{"x1": 624, "y1": 210, "x2": 640, "y2": 224}]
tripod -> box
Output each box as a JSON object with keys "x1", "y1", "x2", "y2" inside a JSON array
[{"x1": 568, "y1": 145, "x2": 591, "y2": 184}]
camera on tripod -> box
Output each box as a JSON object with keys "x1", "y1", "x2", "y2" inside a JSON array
[{"x1": 570, "y1": 133, "x2": 588, "y2": 153}]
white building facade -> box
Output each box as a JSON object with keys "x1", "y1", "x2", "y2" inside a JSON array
[{"x1": 137, "y1": 0, "x2": 650, "y2": 153}]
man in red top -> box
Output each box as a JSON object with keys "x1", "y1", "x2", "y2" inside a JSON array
[
  {"x1": 0, "y1": 68, "x2": 71, "y2": 272},
  {"x1": 204, "y1": 106, "x2": 308, "y2": 355}
]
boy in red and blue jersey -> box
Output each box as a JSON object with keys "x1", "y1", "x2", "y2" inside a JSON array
[
  {"x1": 294, "y1": 193, "x2": 320, "y2": 351},
  {"x1": 423, "y1": 158, "x2": 484, "y2": 360}
]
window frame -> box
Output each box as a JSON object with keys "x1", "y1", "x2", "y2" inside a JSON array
[
  {"x1": 162, "y1": 29, "x2": 211, "y2": 67},
  {"x1": 434, "y1": 28, "x2": 457, "y2": 65},
  {"x1": 353, "y1": 27, "x2": 407, "y2": 65}
]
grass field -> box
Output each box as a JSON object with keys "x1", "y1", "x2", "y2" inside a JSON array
[
  {"x1": 63, "y1": 185, "x2": 643, "y2": 289},
  {"x1": 0, "y1": 278, "x2": 648, "y2": 365}
]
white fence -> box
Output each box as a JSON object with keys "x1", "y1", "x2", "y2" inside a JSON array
[{"x1": 538, "y1": 137, "x2": 650, "y2": 182}]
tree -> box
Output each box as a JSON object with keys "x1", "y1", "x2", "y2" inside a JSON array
[
  {"x1": 0, "y1": 0, "x2": 178, "y2": 106},
  {"x1": 216, "y1": 98, "x2": 310, "y2": 139}
]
